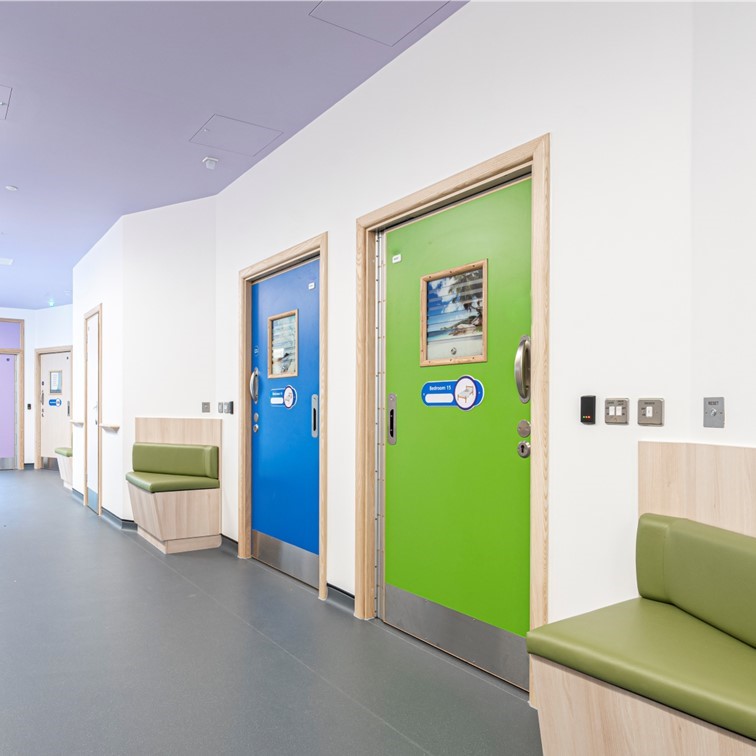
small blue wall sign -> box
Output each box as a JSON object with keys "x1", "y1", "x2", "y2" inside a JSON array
[
  {"x1": 48, "y1": 398, "x2": 62, "y2": 407},
  {"x1": 270, "y1": 386, "x2": 297, "y2": 409},
  {"x1": 421, "y1": 376, "x2": 484, "y2": 411}
]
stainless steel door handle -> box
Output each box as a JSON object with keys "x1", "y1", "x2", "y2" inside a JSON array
[
  {"x1": 250, "y1": 368, "x2": 259, "y2": 404},
  {"x1": 311, "y1": 395, "x2": 319, "y2": 438},
  {"x1": 387, "y1": 393, "x2": 397, "y2": 445},
  {"x1": 514, "y1": 335, "x2": 531, "y2": 404}
]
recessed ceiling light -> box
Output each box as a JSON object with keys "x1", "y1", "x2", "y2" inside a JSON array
[
  {"x1": 5, "y1": 185, "x2": 18, "y2": 191},
  {"x1": 0, "y1": 257, "x2": 13, "y2": 266},
  {"x1": 202, "y1": 156, "x2": 219, "y2": 171}
]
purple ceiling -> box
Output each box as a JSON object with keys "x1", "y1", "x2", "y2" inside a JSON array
[{"x1": 0, "y1": 1, "x2": 463, "y2": 310}]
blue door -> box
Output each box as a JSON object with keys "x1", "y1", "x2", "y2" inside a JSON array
[{"x1": 251, "y1": 259, "x2": 320, "y2": 587}]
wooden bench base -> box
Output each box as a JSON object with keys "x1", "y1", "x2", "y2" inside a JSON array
[
  {"x1": 530, "y1": 657, "x2": 756, "y2": 756},
  {"x1": 128, "y1": 482, "x2": 221, "y2": 555},
  {"x1": 55, "y1": 453, "x2": 73, "y2": 490}
]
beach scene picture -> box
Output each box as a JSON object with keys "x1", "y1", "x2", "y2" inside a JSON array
[
  {"x1": 269, "y1": 311, "x2": 298, "y2": 377},
  {"x1": 423, "y1": 262, "x2": 486, "y2": 364}
]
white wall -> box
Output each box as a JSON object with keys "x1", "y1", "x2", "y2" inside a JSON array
[
  {"x1": 215, "y1": 2, "x2": 694, "y2": 610},
  {"x1": 691, "y1": 4, "x2": 756, "y2": 444},
  {"x1": 67, "y1": 2, "x2": 756, "y2": 621},
  {"x1": 120, "y1": 197, "x2": 216, "y2": 519},
  {"x1": 0, "y1": 304, "x2": 73, "y2": 463},
  {"x1": 72, "y1": 220, "x2": 124, "y2": 501}
]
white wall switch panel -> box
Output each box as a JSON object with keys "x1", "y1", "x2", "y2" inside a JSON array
[{"x1": 638, "y1": 398, "x2": 664, "y2": 426}]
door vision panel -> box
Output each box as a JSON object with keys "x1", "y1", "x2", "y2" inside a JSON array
[{"x1": 382, "y1": 180, "x2": 532, "y2": 688}]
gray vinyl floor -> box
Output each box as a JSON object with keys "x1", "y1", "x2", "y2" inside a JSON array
[{"x1": 0, "y1": 469, "x2": 543, "y2": 756}]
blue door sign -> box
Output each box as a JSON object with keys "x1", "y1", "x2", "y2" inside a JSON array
[{"x1": 48, "y1": 398, "x2": 62, "y2": 407}]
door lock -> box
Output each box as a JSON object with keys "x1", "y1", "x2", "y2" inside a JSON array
[
  {"x1": 517, "y1": 420, "x2": 531, "y2": 438},
  {"x1": 517, "y1": 441, "x2": 531, "y2": 459},
  {"x1": 252, "y1": 424, "x2": 259, "y2": 434}
]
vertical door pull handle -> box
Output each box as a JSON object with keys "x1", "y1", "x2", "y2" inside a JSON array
[
  {"x1": 387, "y1": 393, "x2": 397, "y2": 445},
  {"x1": 250, "y1": 368, "x2": 259, "y2": 404},
  {"x1": 514, "y1": 335, "x2": 531, "y2": 404},
  {"x1": 311, "y1": 395, "x2": 319, "y2": 438},
  {"x1": 67, "y1": 401, "x2": 70, "y2": 418}
]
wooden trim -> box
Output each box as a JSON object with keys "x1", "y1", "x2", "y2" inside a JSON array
[
  {"x1": 238, "y1": 233, "x2": 329, "y2": 599},
  {"x1": 354, "y1": 136, "x2": 550, "y2": 625},
  {"x1": 530, "y1": 656, "x2": 756, "y2": 756},
  {"x1": 83, "y1": 305, "x2": 102, "y2": 514},
  {"x1": 267, "y1": 309, "x2": 299, "y2": 379},
  {"x1": 639, "y1": 441, "x2": 756, "y2": 537},
  {"x1": 34, "y1": 346, "x2": 73, "y2": 469},
  {"x1": 0, "y1": 318, "x2": 25, "y2": 470},
  {"x1": 419, "y1": 259, "x2": 487, "y2": 367}
]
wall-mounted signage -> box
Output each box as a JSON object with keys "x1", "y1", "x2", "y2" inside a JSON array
[
  {"x1": 270, "y1": 386, "x2": 297, "y2": 409},
  {"x1": 48, "y1": 398, "x2": 62, "y2": 407},
  {"x1": 421, "y1": 375, "x2": 484, "y2": 411}
]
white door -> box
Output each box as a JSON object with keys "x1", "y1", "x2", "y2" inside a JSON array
[
  {"x1": 40, "y1": 351, "x2": 71, "y2": 462},
  {"x1": 85, "y1": 315, "x2": 100, "y2": 512}
]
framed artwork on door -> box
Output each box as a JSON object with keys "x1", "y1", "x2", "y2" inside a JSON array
[{"x1": 420, "y1": 260, "x2": 487, "y2": 367}]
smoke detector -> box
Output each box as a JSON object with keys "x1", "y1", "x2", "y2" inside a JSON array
[{"x1": 202, "y1": 156, "x2": 219, "y2": 171}]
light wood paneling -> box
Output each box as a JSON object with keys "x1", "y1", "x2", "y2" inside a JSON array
[
  {"x1": 0, "y1": 318, "x2": 25, "y2": 470},
  {"x1": 135, "y1": 417, "x2": 221, "y2": 447},
  {"x1": 137, "y1": 527, "x2": 221, "y2": 555},
  {"x1": 83, "y1": 305, "x2": 102, "y2": 513},
  {"x1": 354, "y1": 136, "x2": 550, "y2": 625},
  {"x1": 56, "y1": 453, "x2": 73, "y2": 490},
  {"x1": 128, "y1": 483, "x2": 221, "y2": 541},
  {"x1": 531, "y1": 657, "x2": 756, "y2": 756},
  {"x1": 639, "y1": 442, "x2": 756, "y2": 537},
  {"x1": 238, "y1": 233, "x2": 329, "y2": 599}
]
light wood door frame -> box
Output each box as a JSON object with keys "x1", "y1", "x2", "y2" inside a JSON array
[
  {"x1": 355, "y1": 135, "x2": 550, "y2": 626},
  {"x1": 83, "y1": 305, "x2": 102, "y2": 514},
  {"x1": 34, "y1": 346, "x2": 73, "y2": 469},
  {"x1": 238, "y1": 233, "x2": 329, "y2": 599},
  {"x1": 0, "y1": 317, "x2": 25, "y2": 470}
]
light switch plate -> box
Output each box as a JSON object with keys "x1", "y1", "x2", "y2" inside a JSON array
[
  {"x1": 218, "y1": 402, "x2": 224, "y2": 413},
  {"x1": 703, "y1": 397, "x2": 725, "y2": 428},
  {"x1": 605, "y1": 398, "x2": 629, "y2": 425},
  {"x1": 638, "y1": 398, "x2": 664, "y2": 426},
  {"x1": 201, "y1": 402, "x2": 210, "y2": 413}
]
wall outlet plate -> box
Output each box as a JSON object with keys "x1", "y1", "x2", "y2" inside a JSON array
[
  {"x1": 201, "y1": 402, "x2": 210, "y2": 413},
  {"x1": 703, "y1": 397, "x2": 725, "y2": 428},
  {"x1": 605, "y1": 398, "x2": 629, "y2": 425},
  {"x1": 638, "y1": 398, "x2": 664, "y2": 426}
]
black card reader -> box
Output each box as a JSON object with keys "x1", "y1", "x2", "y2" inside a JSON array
[{"x1": 581, "y1": 395, "x2": 596, "y2": 425}]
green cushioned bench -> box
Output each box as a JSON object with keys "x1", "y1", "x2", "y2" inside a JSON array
[
  {"x1": 126, "y1": 442, "x2": 221, "y2": 555},
  {"x1": 54, "y1": 447, "x2": 72, "y2": 458},
  {"x1": 527, "y1": 515, "x2": 756, "y2": 755}
]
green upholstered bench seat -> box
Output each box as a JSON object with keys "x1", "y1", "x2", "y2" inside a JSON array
[
  {"x1": 126, "y1": 442, "x2": 219, "y2": 494},
  {"x1": 527, "y1": 597, "x2": 756, "y2": 740},
  {"x1": 126, "y1": 471, "x2": 220, "y2": 494},
  {"x1": 54, "y1": 447, "x2": 73, "y2": 457},
  {"x1": 527, "y1": 514, "x2": 756, "y2": 742}
]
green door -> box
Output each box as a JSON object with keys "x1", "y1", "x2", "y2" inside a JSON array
[{"x1": 383, "y1": 180, "x2": 532, "y2": 688}]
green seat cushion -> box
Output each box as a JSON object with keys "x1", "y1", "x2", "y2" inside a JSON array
[
  {"x1": 126, "y1": 471, "x2": 220, "y2": 494},
  {"x1": 54, "y1": 447, "x2": 73, "y2": 457},
  {"x1": 132, "y1": 443, "x2": 218, "y2": 479},
  {"x1": 527, "y1": 598, "x2": 756, "y2": 740}
]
